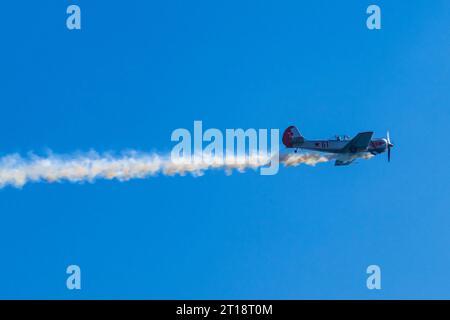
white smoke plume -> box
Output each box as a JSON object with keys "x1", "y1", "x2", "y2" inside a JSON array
[
  {"x1": 0, "y1": 150, "x2": 373, "y2": 189},
  {"x1": 280, "y1": 152, "x2": 374, "y2": 167},
  {"x1": 280, "y1": 153, "x2": 338, "y2": 166}
]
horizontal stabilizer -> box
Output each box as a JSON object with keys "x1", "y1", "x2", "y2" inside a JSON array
[{"x1": 335, "y1": 159, "x2": 355, "y2": 166}]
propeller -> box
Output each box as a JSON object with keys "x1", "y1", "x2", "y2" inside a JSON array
[{"x1": 386, "y1": 131, "x2": 394, "y2": 162}]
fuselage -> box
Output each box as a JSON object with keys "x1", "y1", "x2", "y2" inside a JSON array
[{"x1": 299, "y1": 138, "x2": 388, "y2": 155}]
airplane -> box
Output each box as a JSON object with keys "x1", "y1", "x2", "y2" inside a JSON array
[{"x1": 282, "y1": 125, "x2": 394, "y2": 166}]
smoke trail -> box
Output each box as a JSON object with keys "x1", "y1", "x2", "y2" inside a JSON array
[
  {"x1": 280, "y1": 152, "x2": 374, "y2": 167},
  {"x1": 0, "y1": 150, "x2": 373, "y2": 189},
  {"x1": 280, "y1": 153, "x2": 338, "y2": 166}
]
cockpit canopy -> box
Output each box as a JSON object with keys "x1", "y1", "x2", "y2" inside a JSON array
[{"x1": 329, "y1": 135, "x2": 351, "y2": 141}]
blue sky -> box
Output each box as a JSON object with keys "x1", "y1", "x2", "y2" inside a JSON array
[{"x1": 0, "y1": 1, "x2": 449, "y2": 299}]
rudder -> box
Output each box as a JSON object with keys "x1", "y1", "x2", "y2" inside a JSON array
[{"x1": 282, "y1": 125, "x2": 304, "y2": 148}]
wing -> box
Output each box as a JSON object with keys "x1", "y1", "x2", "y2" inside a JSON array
[
  {"x1": 334, "y1": 159, "x2": 355, "y2": 166},
  {"x1": 342, "y1": 132, "x2": 373, "y2": 152}
]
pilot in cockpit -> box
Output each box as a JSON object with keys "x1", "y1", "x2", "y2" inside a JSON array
[{"x1": 335, "y1": 135, "x2": 350, "y2": 141}]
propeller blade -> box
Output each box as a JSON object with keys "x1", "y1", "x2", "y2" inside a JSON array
[{"x1": 386, "y1": 130, "x2": 393, "y2": 162}]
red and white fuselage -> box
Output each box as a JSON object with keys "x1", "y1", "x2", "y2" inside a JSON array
[{"x1": 282, "y1": 125, "x2": 393, "y2": 165}]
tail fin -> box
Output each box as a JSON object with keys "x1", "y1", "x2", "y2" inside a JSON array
[{"x1": 282, "y1": 125, "x2": 304, "y2": 148}]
